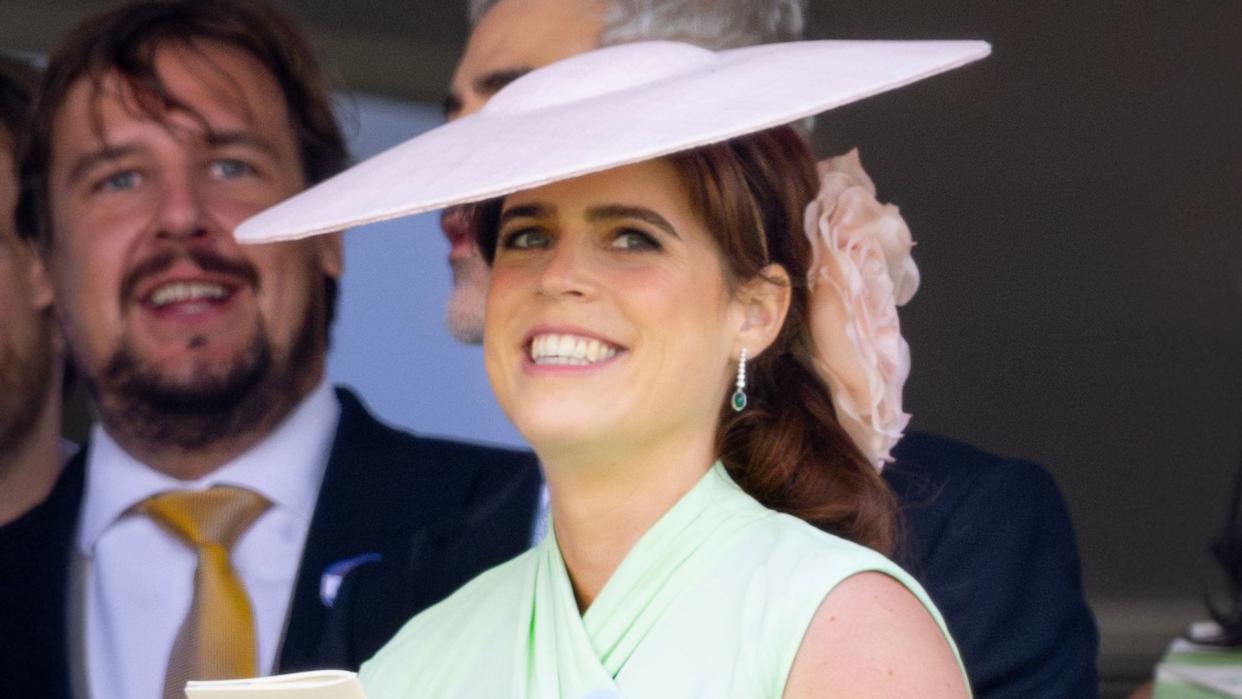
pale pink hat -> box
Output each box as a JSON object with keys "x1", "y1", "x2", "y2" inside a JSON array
[{"x1": 235, "y1": 39, "x2": 989, "y2": 243}]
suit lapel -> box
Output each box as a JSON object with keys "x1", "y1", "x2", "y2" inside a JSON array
[
  {"x1": 276, "y1": 387, "x2": 543, "y2": 671},
  {"x1": 276, "y1": 389, "x2": 446, "y2": 671}
]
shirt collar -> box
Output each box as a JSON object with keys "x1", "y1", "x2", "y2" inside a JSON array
[{"x1": 78, "y1": 380, "x2": 341, "y2": 554}]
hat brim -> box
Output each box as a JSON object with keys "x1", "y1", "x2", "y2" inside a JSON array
[{"x1": 236, "y1": 40, "x2": 989, "y2": 244}]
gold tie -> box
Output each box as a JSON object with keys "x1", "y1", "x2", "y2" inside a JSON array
[{"x1": 140, "y1": 486, "x2": 271, "y2": 698}]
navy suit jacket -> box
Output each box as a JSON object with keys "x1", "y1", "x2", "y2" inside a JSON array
[
  {"x1": 0, "y1": 387, "x2": 542, "y2": 697},
  {"x1": 886, "y1": 431, "x2": 1099, "y2": 698}
]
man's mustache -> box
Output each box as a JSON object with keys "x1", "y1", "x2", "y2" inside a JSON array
[{"x1": 120, "y1": 249, "x2": 262, "y2": 304}]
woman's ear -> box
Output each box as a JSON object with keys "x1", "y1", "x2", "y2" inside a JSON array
[{"x1": 732, "y1": 263, "x2": 791, "y2": 359}]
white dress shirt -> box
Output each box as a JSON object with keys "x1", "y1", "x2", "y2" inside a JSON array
[{"x1": 77, "y1": 380, "x2": 340, "y2": 699}]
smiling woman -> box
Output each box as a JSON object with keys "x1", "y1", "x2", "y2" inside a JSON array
[
  {"x1": 483, "y1": 161, "x2": 747, "y2": 485},
  {"x1": 236, "y1": 39, "x2": 987, "y2": 697},
  {"x1": 475, "y1": 132, "x2": 900, "y2": 552},
  {"x1": 424, "y1": 124, "x2": 957, "y2": 698}
]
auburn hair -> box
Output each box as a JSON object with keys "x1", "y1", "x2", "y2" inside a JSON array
[
  {"x1": 670, "y1": 127, "x2": 896, "y2": 553},
  {"x1": 477, "y1": 125, "x2": 897, "y2": 553}
]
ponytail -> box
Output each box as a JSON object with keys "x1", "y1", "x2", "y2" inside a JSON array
[{"x1": 670, "y1": 126, "x2": 897, "y2": 553}]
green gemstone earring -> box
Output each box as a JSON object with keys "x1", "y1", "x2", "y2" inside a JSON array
[{"x1": 731, "y1": 347, "x2": 748, "y2": 412}]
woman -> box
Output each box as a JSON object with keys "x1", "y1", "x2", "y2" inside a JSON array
[{"x1": 237, "y1": 39, "x2": 988, "y2": 697}]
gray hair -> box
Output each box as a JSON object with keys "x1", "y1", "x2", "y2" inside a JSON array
[{"x1": 466, "y1": 0, "x2": 806, "y2": 48}]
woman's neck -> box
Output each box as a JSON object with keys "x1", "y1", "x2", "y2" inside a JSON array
[{"x1": 541, "y1": 434, "x2": 717, "y2": 612}]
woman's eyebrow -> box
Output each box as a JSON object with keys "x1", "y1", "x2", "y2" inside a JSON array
[
  {"x1": 499, "y1": 203, "x2": 556, "y2": 226},
  {"x1": 587, "y1": 205, "x2": 679, "y2": 239}
]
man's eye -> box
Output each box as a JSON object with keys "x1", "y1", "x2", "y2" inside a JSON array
[
  {"x1": 94, "y1": 170, "x2": 141, "y2": 193},
  {"x1": 611, "y1": 229, "x2": 659, "y2": 251},
  {"x1": 209, "y1": 159, "x2": 255, "y2": 179},
  {"x1": 500, "y1": 228, "x2": 549, "y2": 250}
]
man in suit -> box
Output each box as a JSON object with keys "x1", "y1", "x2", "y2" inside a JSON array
[
  {"x1": 0, "y1": 2, "x2": 540, "y2": 697},
  {"x1": 0, "y1": 55, "x2": 65, "y2": 526},
  {"x1": 440, "y1": 0, "x2": 1099, "y2": 695}
]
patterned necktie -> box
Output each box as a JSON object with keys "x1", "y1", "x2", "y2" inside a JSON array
[{"x1": 139, "y1": 486, "x2": 271, "y2": 699}]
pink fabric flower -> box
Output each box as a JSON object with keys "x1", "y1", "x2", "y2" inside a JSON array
[{"x1": 802, "y1": 149, "x2": 918, "y2": 470}]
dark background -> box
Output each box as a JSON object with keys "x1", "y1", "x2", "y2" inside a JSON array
[
  {"x1": 4, "y1": 0, "x2": 1239, "y2": 691},
  {"x1": 806, "y1": 4, "x2": 1242, "y2": 690},
  {"x1": 806, "y1": 0, "x2": 1241, "y2": 611},
  {"x1": 803, "y1": 3, "x2": 1242, "y2": 686}
]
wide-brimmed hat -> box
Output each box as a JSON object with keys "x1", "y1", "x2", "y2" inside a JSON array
[{"x1": 235, "y1": 39, "x2": 989, "y2": 244}]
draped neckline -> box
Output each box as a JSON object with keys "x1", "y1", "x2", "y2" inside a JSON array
[{"x1": 523, "y1": 461, "x2": 770, "y2": 697}]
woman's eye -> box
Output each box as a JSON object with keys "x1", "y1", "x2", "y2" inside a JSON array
[
  {"x1": 94, "y1": 170, "x2": 141, "y2": 193},
  {"x1": 500, "y1": 228, "x2": 549, "y2": 250},
  {"x1": 209, "y1": 159, "x2": 255, "y2": 180},
  {"x1": 611, "y1": 228, "x2": 660, "y2": 251}
]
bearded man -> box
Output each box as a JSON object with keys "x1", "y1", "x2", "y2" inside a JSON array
[{"x1": 0, "y1": 3, "x2": 540, "y2": 697}]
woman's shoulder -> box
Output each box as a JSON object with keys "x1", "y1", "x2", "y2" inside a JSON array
[
  {"x1": 359, "y1": 548, "x2": 538, "y2": 695},
  {"x1": 784, "y1": 571, "x2": 971, "y2": 697},
  {"x1": 719, "y1": 508, "x2": 964, "y2": 693}
]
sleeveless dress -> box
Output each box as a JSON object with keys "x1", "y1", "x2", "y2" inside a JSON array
[{"x1": 360, "y1": 462, "x2": 966, "y2": 698}]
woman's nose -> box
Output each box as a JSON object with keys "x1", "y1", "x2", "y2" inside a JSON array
[{"x1": 536, "y1": 237, "x2": 596, "y2": 300}]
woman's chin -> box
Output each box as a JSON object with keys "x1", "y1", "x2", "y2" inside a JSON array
[
  {"x1": 511, "y1": 407, "x2": 625, "y2": 460},
  {"x1": 516, "y1": 422, "x2": 608, "y2": 455}
]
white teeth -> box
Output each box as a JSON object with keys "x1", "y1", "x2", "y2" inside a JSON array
[
  {"x1": 148, "y1": 281, "x2": 229, "y2": 307},
  {"x1": 528, "y1": 333, "x2": 619, "y2": 365}
]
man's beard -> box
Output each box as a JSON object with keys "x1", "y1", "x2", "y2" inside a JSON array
[
  {"x1": 92, "y1": 311, "x2": 320, "y2": 452},
  {"x1": 0, "y1": 315, "x2": 56, "y2": 466},
  {"x1": 445, "y1": 253, "x2": 489, "y2": 345}
]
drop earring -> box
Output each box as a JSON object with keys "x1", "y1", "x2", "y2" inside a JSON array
[{"x1": 731, "y1": 347, "x2": 748, "y2": 412}]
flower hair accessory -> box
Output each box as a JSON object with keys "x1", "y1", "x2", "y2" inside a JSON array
[{"x1": 803, "y1": 149, "x2": 919, "y2": 470}]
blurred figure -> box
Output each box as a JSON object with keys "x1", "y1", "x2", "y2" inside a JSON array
[
  {"x1": 0, "y1": 54, "x2": 62, "y2": 525},
  {"x1": 438, "y1": 1, "x2": 1099, "y2": 696},
  {"x1": 0, "y1": 2, "x2": 539, "y2": 698}
]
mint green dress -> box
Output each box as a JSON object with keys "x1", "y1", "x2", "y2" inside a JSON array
[{"x1": 361, "y1": 462, "x2": 965, "y2": 698}]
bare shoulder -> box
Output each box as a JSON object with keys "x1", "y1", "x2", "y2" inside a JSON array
[{"x1": 782, "y1": 572, "x2": 969, "y2": 698}]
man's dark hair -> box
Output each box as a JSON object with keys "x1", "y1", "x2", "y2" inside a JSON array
[
  {"x1": 0, "y1": 54, "x2": 38, "y2": 151},
  {"x1": 15, "y1": 0, "x2": 346, "y2": 331}
]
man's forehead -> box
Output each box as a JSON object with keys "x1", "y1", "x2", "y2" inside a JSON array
[{"x1": 56, "y1": 42, "x2": 285, "y2": 144}]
